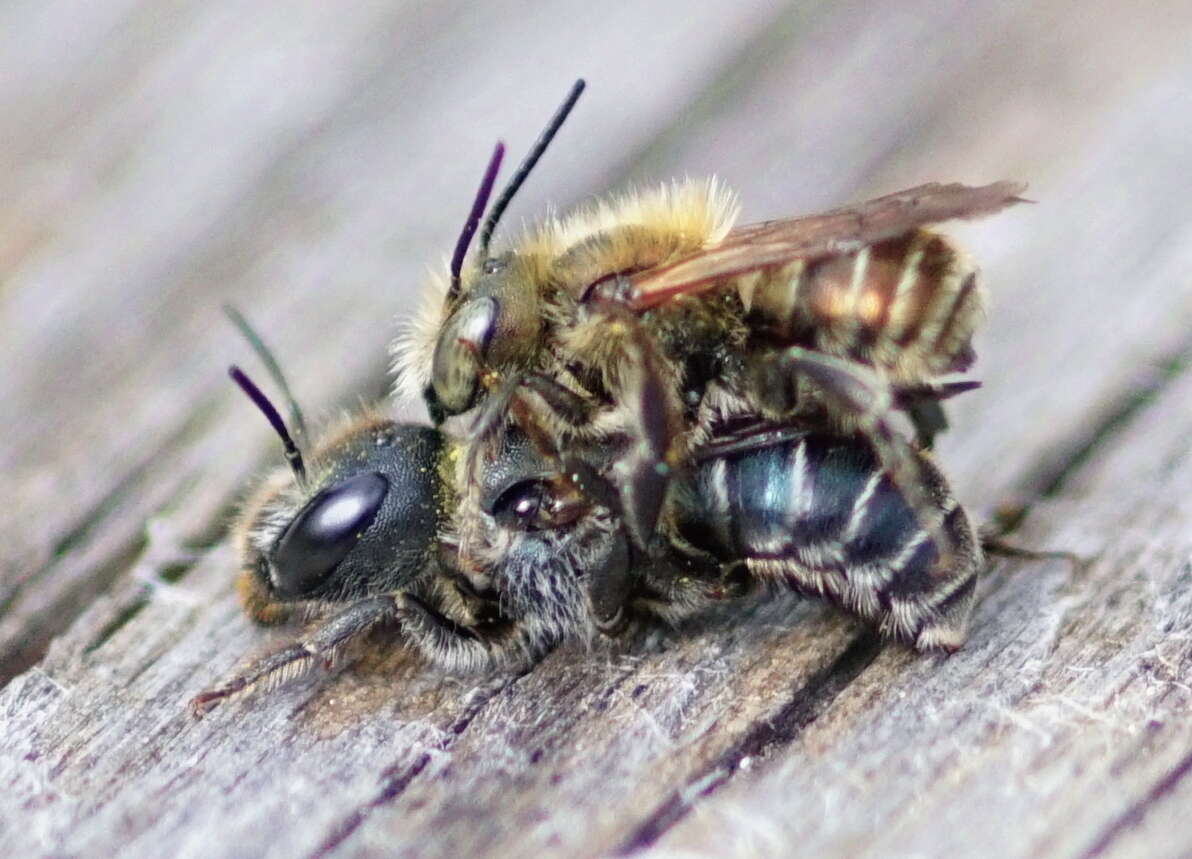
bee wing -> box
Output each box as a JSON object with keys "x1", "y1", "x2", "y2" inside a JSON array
[{"x1": 627, "y1": 181, "x2": 1027, "y2": 310}]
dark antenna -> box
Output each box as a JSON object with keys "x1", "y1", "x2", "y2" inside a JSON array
[
  {"x1": 448, "y1": 141, "x2": 506, "y2": 301},
  {"x1": 477, "y1": 78, "x2": 586, "y2": 258},
  {"x1": 222, "y1": 304, "x2": 307, "y2": 439},
  {"x1": 229, "y1": 365, "x2": 307, "y2": 483}
]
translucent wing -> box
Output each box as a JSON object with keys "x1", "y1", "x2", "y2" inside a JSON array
[{"x1": 627, "y1": 181, "x2": 1027, "y2": 310}]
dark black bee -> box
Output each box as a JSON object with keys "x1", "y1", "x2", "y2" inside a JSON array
[
  {"x1": 192, "y1": 316, "x2": 681, "y2": 712},
  {"x1": 189, "y1": 321, "x2": 561, "y2": 711},
  {"x1": 473, "y1": 414, "x2": 982, "y2": 652},
  {"x1": 197, "y1": 313, "x2": 978, "y2": 712}
]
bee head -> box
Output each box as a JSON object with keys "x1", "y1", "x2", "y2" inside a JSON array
[
  {"x1": 230, "y1": 368, "x2": 447, "y2": 604},
  {"x1": 426, "y1": 254, "x2": 544, "y2": 422},
  {"x1": 424, "y1": 79, "x2": 586, "y2": 425}
]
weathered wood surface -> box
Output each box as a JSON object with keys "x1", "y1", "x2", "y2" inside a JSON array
[{"x1": 2, "y1": 1, "x2": 1191, "y2": 857}]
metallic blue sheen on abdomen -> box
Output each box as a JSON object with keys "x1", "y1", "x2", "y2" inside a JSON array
[{"x1": 674, "y1": 433, "x2": 931, "y2": 573}]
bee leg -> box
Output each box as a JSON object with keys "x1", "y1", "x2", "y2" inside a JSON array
[
  {"x1": 894, "y1": 381, "x2": 981, "y2": 449},
  {"x1": 468, "y1": 370, "x2": 595, "y2": 457},
  {"x1": 520, "y1": 372, "x2": 595, "y2": 425},
  {"x1": 904, "y1": 396, "x2": 947, "y2": 450},
  {"x1": 629, "y1": 555, "x2": 752, "y2": 626},
  {"x1": 549, "y1": 303, "x2": 687, "y2": 550},
  {"x1": 537, "y1": 454, "x2": 639, "y2": 635},
  {"x1": 868, "y1": 455, "x2": 982, "y2": 651},
  {"x1": 608, "y1": 333, "x2": 686, "y2": 551},
  {"x1": 501, "y1": 361, "x2": 681, "y2": 552},
  {"x1": 776, "y1": 347, "x2": 962, "y2": 574},
  {"x1": 395, "y1": 592, "x2": 540, "y2": 671},
  {"x1": 583, "y1": 521, "x2": 635, "y2": 636},
  {"x1": 190, "y1": 594, "x2": 405, "y2": 715},
  {"x1": 791, "y1": 363, "x2": 982, "y2": 650},
  {"x1": 532, "y1": 292, "x2": 686, "y2": 549},
  {"x1": 190, "y1": 589, "x2": 554, "y2": 714},
  {"x1": 477, "y1": 325, "x2": 682, "y2": 634},
  {"x1": 407, "y1": 581, "x2": 585, "y2": 671},
  {"x1": 497, "y1": 430, "x2": 638, "y2": 636}
]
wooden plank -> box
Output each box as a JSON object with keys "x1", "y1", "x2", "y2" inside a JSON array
[{"x1": 1, "y1": 0, "x2": 1191, "y2": 856}]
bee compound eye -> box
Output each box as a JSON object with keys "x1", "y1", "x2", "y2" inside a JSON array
[
  {"x1": 452, "y1": 296, "x2": 499, "y2": 349},
  {"x1": 491, "y1": 480, "x2": 550, "y2": 531},
  {"x1": 430, "y1": 297, "x2": 499, "y2": 416},
  {"x1": 271, "y1": 472, "x2": 389, "y2": 597},
  {"x1": 491, "y1": 478, "x2": 586, "y2": 532}
]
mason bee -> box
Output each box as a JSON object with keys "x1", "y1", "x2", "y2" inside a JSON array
[
  {"x1": 195, "y1": 81, "x2": 1020, "y2": 708},
  {"x1": 196, "y1": 339, "x2": 979, "y2": 715},
  {"x1": 191, "y1": 315, "x2": 697, "y2": 712},
  {"x1": 197, "y1": 298, "x2": 984, "y2": 711},
  {"x1": 392, "y1": 79, "x2": 1023, "y2": 635}
]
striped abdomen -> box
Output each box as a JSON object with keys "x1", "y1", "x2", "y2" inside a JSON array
[
  {"x1": 671, "y1": 432, "x2": 980, "y2": 650},
  {"x1": 738, "y1": 230, "x2": 983, "y2": 382}
]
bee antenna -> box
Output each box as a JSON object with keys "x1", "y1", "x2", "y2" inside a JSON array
[
  {"x1": 477, "y1": 78, "x2": 585, "y2": 257},
  {"x1": 448, "y1": 141, "x2": 506, "y2": 300},
  {"x1": 223, "y1": 304, "x2": 308, "y2": 439},
  {"x1": 229, "y1": 365, "x2": 307, "y2": 483}
]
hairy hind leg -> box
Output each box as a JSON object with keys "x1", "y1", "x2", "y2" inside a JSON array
[
  {"x1": 772, "y1": 347, "x2": 967, "y2": 576},
  {"x1": 190, "y1": 592, "x2": 535, "y2": 715},
  {"x1": 191, "y1": 594, "x2": 406, "y2": 715},
  {"x1": 894, "y1": 380, "x2": 981, "y2": 449}
]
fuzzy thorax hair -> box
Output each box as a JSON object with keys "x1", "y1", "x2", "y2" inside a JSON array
[{"x1": 389, "y1": 177, "x2": 741, "y2": 406}]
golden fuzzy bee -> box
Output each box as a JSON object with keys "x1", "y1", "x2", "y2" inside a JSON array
[{"x1": 393, "y1": 79, "x2": 1025, "y2": 643}]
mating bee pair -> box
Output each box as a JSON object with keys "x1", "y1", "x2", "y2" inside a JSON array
[{"x1": 192, "y1": 81, "x2": 1024, "y2": 712}]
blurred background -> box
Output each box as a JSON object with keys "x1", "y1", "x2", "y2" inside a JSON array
[{"x1": 2, "y1": 1, "x2": 1192, "y2": 855}]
